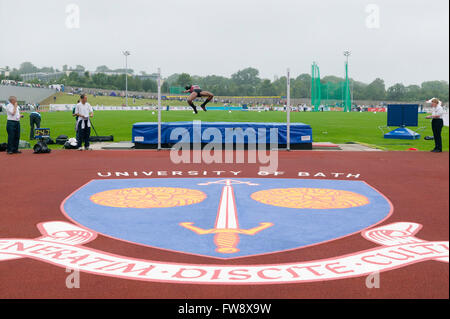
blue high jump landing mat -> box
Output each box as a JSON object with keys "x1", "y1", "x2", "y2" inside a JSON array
[{"x1": 132, "y1": 122, "x2": 313, "y2": 150}]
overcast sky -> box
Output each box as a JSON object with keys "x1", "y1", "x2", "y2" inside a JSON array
[{"x1": 0, "y1": 0, "x2": 448, "y2": 86}]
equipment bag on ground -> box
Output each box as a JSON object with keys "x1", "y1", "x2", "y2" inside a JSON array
[
  {"x1": 56, "y1": 135, "x2": 69, "y2": 145},
  {"x1": 64, "y1": 138, "x2": 79, "y2": 149},
  {"x1": 33, "y1": 141, "x2": 51, "y2": 154}
]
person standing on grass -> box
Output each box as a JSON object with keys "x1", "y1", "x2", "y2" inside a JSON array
[
  {"x1": 426, "y1": 98, "x2": 444, "y2": 153},
  {"x1": 29, "y1": 110, "x2": 41, "y2": 140},
  {"x1": 5, "y1": 96, "x2": 24, "y2": 155},
  {"x1": 73, "y1": 94, "x2": 94, "y2": 151}
]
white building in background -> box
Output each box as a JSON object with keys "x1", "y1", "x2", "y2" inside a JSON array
[
  {"x1": 18, "y1": 69, "x2": 159, "y2": 83},
  {"x1": 21, "y1": 72, "x2": 66, "y2": 82},
  {"x1": 89, "y1": 71, "x2": 158, "y2": 81},
  {"x1": 135, "y1": 74, "x2": 159, "y2": 81}
]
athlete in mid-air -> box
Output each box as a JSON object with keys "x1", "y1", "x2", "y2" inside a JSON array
[{"x1": 183, "y1": 85, "x2": 214, "y2": 114}]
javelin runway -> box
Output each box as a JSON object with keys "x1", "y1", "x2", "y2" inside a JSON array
[{"x1": 0, "y1": 150, "x2": 448, "y2": 299}]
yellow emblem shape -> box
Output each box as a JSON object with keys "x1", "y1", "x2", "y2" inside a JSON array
[
  {"x1": 179, "y1": 222, "x2": 273, "y2": 254},
  {"x1": 90, "y1": 187, "x2": 207, "y2": 208},
  {"x1": 251, "y1": 188, "x2": 369, "y2": 209}
]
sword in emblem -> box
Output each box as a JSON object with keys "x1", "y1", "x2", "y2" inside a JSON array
[{"x1": 180, "y1": 179, "x2": 273, "y2": 254}]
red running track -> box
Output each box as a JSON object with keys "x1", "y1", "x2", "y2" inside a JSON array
[{"x1": 0, "y1": 150, "x2": 448, "y2": 299}]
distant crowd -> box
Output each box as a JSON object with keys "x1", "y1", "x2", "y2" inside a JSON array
[{"x1": 1, "y1": 80, "x2": 48, "y2": 89}]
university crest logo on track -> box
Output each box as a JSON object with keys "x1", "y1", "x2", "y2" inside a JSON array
[
  {"x1": 1, "y1": 177, "x2": 448, "y2": 285},
  {"x1": 62, "y1": 178, "x2": 392, "y2": 259}
]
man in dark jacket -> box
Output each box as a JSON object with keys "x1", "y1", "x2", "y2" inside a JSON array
[{"x1": 29, "y1": 111, "x2": 41, "y2": 140}]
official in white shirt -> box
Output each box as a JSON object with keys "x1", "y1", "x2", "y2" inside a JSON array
[
  {"x1": 426, "y1": 98, "x2": 444, "y2": 153},
  {"x1": 73, "y1": 94, "x2": 94, "y2": 150},
  {"x1": 5, "y1": 96, "x2": 24, "y2": 155}
]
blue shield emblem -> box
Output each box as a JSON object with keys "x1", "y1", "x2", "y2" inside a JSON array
[{"x1": 62, "y1": 178, "x2": 392, "y2": 259}]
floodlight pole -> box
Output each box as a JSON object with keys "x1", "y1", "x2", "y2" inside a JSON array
[
  {"x1": 157, "y1": 68, "x2": 162, "y2": 150},
  {"x1": 344, "y1": 50, "x2": 350, "y2": 64},
  {"x1": 287, "y1": 68, "x2": 291, "y2": 151},
  {"x1": 123, "y1": 51, "x2": 130, "y2": 108}
]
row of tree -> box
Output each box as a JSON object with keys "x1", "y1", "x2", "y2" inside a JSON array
[{"x1": 2, "y1": 63, "x2": 449, "y2": 102}]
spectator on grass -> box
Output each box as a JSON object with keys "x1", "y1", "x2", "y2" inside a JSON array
[{"x1": 5, "y1": 96, "x2": 24, "y2": 155}]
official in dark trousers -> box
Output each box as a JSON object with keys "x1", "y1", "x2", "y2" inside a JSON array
[
  {"x1": 426, "y1": 98, "x2": 444, "y2": 153},
  {"x1": 73, "y1": 94, "x2": 94, "y2": 151},
  {"x1": 6, "y1": 96, "x2": 23, "y2": 155},
  {"x1": 29, "y1": 111, "x2": 41, "y2": 140}
]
